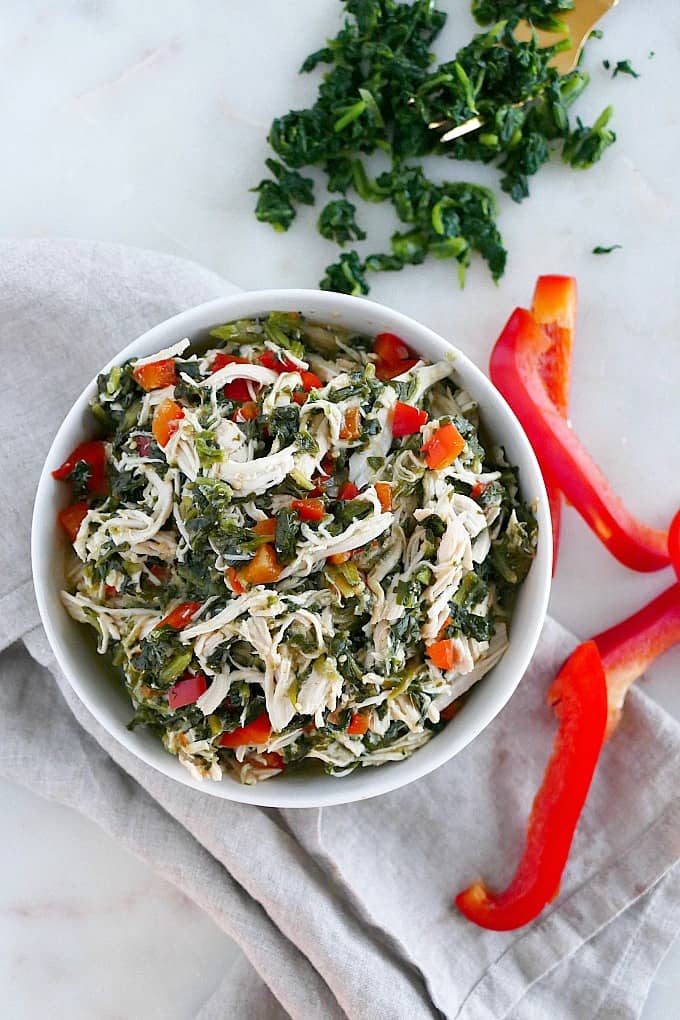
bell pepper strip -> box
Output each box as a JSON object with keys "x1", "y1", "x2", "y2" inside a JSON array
[
  {"x1": 219, "y1": 711, "x2": 272, "y2": 747},
  {"x1": 489, "y1": 309, "x2": 669, "y2": 572},
  {"x1": 132, "y1": 357, "x2": 178, "y2": 391},
  {"x1": 152, "y1": 398, "x2": 185, "y2": 447},
  {"x1": 422, "y1": 423, "x2": 466, "y2": 470},
  {"x1": 392, "y1": 401, "x2": 428, "y2": 437},
  {"x1": 157, "y1": 601, "x2": 202, "y2": 630},
  {"x1": 339, "y1": 406, "x2": 362, "y2": 441},
  {"x1": 668, "y1": 509, "x2": 680, "y2": 582},
  {"x1": 291, "y1": 497, "x2": 326, "y2": 522},
  {"x1": 593, "y1": 582, "x2": 680, "y2": 738},
  {"x1": 240, "y1": 544, "x2": 283, "y2": 585},
  {"x1": 426, "y1": 639, "x2": 459, "y2": 671},
  {"x1": 376, "y1": 358, "x2": 419, "y2": 380},
  {"x1": 374, "y1": 482, "x2": 392, "y2": 513},
  {"x1": 328, "y1": 551, "x2": 352, "y2": 565},
  {"x1": 52, "y1": 440, "x2": 108, "y2": 497},
  {"x1": 260, "y1": 751, "x2": 286, "y2": 770},
  {"x1": 58, "y1": 501, "x2": 89, "y2": 542},
  {"x1": 347, "y1": 712, "x2": 370, "y2": 736},
  {"x1": 168, "y1": 671, "x2": 208, "y2": 710},
  {"x1": 252, "y1": 517, "x2": 277, "y2": 540},
  {"x1": 224, "y1": 378, "x2": 258, "y2": 403},
  {"x1": 530, "y1": 276, "x2": 577, "y2": 576},
  {"x1": 456, "y1": 640, "x2": 607, "y2": 931}
]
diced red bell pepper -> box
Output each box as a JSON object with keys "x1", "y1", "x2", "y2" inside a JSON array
[
  {"x1": 152, "y1": 398, "x2": 185, "y2": 447},
  {"x1": 168, "y1": 671, "x2": 208, "y2": 710},
  {"x1": 300, "y1": 370, "x2": 322, "y2": 391},
  {"x1": 233, "y1": 401, "x2": 259, "y2": 422},
  {"x1": 593, "y1": 582, "x2": 680, "y2": 737},
  {"x1": 252, "y1": 518, "x2": 277, "y2": 540},
  {"x1": 52, "y1": 440, "x2": 108, "y2": 497},
  {"x1": 58, "y1": 501, "x2": 89, "y2": 542},
  {"x1": 422, "y1": 423, "x2": 465, "y2": 470},
  {"x1": 157, "y1": 601, "x2": 202, "y2": 630},
  {"x1": 347, "y1": 713, "x2": 369, "y2": 736},
  {"x1": 226, "y1": 566, "x2": 245, "y2": 595},
  {"x1": 340, "y1": 406, "x2": 362, "y2": 441},
  {"x1": 392, "y1": 401, "x2": 428, "y2": 438},
  {"x1": 373, "y1": 332, "x2": 419, "y2": 379},
  {"x1": 374, "y1": 332, "x2": 412, "y2": 364},
  {"x1": 132, "y1": 358, "x2": 178, "y2": 391},
  {"x1": 531, "y1": 276, "x2": 577, "y2": 576},
  {"x1": 291, "y1": 498, "x2": 326, "y2": 522},
  {"x1": 338, "y1": 481, "x2": 360, "y2": 501},
  {"x1": 456, "y1": 640, "x2": 607, "y2": 930},
  {"x1": 260, "y1": 751, "x2": 285, "y2": 770},
  {"x1": 219, "y1": 711, "x2": 272, "y2": 747},
  {"x1": 240, "y1": 544, "x2": 283, "y2": 585},
  {"x1": 426, "y1": 639, "x2": 459, "y2": 671},
  {"x1": 224, "y1": 379, "x2": 258, "y2": 402},
  {"x1": 257, "y1": 350, "x2": 298, "y2": 373},
  {"x1": 490, "y1": 308, "x2": 669, "y2": 572},
  {"x1": 374, "y1": 482, "x2": 392, "y2": 513},
  {"x1": 210, "y1": 353, "x2": 248, "y2": 372}
]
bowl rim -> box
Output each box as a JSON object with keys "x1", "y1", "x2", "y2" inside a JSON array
[{"x1": 31, "y1": 288, "x2": 551, "y2": 808}]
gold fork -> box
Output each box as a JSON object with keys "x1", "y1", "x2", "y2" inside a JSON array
[{"x1": 431, "y1": 0, "x2": 619, "y2": 143}]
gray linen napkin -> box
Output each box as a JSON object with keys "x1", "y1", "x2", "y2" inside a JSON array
[{"x1": 2, "y1": 239, "x2": 679, "y2": 1020}]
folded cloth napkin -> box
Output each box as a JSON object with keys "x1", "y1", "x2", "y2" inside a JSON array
[{"x1": 2, "y1": 239, "x2": 679, "y2": 1020}]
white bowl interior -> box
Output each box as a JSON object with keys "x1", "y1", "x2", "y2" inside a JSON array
[{"x1": 32, "y1": 289, "x2": 551, "y2": 807}]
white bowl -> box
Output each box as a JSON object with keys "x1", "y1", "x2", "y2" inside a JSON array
[{"x1": 32, "y1": 289, "x2": 551, "y2": 808}]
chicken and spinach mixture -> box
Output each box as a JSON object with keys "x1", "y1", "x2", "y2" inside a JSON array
[{"x1": 55, "y1": 313, "x2": 536, "y2": 784}]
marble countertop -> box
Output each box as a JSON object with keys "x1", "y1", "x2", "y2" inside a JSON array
[{"x1": 4, "y1": 1, "x2": 680, "y2": 1016}]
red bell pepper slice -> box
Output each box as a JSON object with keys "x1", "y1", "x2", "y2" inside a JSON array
[
  {"x1": 339, "y1": 406, "x2": 362, "y2": 441},
  {"x1": 456, "y1": 640, "x2": 607, "y2": 931},
  {"x1": 52, "y1": 440, "x2": 108, "y2": 497},
  {"x1": 531, "y1": 276, "x2": 577, "y2": 575},
  {"x1": 593, "y1": 581, "x2": 680, "y2": 737},
  {"x1": 668, "y1": 508, "x2": 680, "y2": 582},
  {"x1": 157, "y1": 601, "x2": 202, "y2": 630},
  {"x1": 392, "y1": 401, "x2": 428, "y2": 437},
  {"x1": 219, "y1": 711, "x2": 272, "y2": 747},
  {"x1": 426, "y1": 639, "x2": 459, "y2": 671},
  {"x1": 58, "y1": 501, "x2": 90, "y2": 542},
  {"x1": 168, "y1": 671, "x2": 208, "y2": 710},
  {"x1": 210, "y1": 353, "x2": 248, "y2": 372},
  {"x1": 422, "y1": 423, "x2": 465, "y2": 470},
  {"x1": 240, "y1": 544, "x2": 283, "y2": 585},
  {"x1": 291, "y1": 497, "x2": 326, "y2": 522},
  {"x1": 490, "y1": 308, "x2": 669, "y2": 572},
  {"x1": 132, "y1": 358, "x2": 178, "y2": 391},
  {"x1": 374, "y1": 482, "x2": 392, "y2": 513}
]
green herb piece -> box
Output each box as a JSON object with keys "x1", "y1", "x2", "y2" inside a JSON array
[
  {"x1": 320, "y1": 250, "x2": 370, "y2": 295},
  {"x1": 67, "y1": 460, "x2": 93, "y2": 500},
  {"x1": 252, "y1": 158, "x2": 314, "y2": 232},
  {"x1": 592, "y1": 243, "x2": 622, "y2": 255},
  {"x1": 318, "y1": 200, "x2": 366, "y2": 246},
  {"x1": 275, "y1": 508, "x2": 301, "y2": 563},
  {"x1": 611, "y1": 59, "x2": 640, "y2": 79},
  {"x1": 471, "y1": 0, "x2": 574, "y2": 32},
  {"x1": 563, "y1": 105, "x2": 616, "y2": 169}
]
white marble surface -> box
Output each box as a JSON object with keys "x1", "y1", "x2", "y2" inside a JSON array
[{"x1": 4, "y1": 1, "x2": 680, "y2": 1016}]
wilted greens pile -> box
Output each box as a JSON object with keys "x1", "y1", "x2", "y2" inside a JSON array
[{"x1": 252, "y1": 0, "x2": 616, "y2": 293}]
